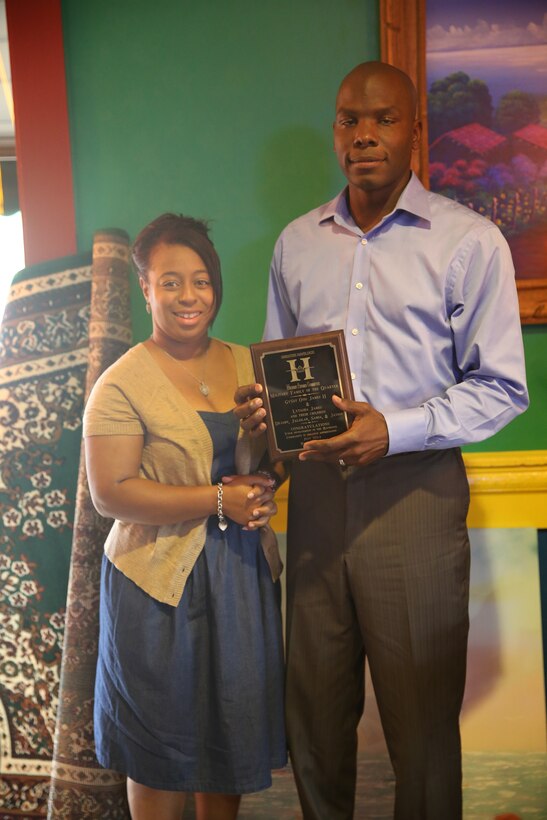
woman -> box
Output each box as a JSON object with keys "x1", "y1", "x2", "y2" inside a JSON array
[{"x1": 84, "y1": 213, "x2": 286, "y2": 820}]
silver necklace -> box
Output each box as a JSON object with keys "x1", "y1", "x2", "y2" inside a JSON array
[{"x1": 154, "y1": 341, "x2": 210, "y2": 396}]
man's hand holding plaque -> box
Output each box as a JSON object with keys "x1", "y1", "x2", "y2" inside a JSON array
[{"x1": 298, "y1": 395, "x2": 389, "y2": 468}]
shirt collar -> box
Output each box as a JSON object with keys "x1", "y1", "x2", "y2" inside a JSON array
[{"x1": 320, "y1": 172, "x2": 431, "y2": 233}]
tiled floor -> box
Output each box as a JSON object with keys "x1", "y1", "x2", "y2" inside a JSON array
[{"x1": 183, "y1": 752, "x2": 547, "y2": 819}]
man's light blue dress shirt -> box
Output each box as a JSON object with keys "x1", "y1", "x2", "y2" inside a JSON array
[{"x1": 263, "y1": 173, "x2": 529, "y2": 455}]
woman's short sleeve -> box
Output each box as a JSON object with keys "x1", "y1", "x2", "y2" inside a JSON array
[{"x1": 83, "y1": 378, "x2": 145, "y2": 437}]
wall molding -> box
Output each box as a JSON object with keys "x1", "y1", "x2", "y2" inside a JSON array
[
  {"x1": 270, "y1": 450, "x2": 547, "y2": 532},
  {"x1": 463, "y1": 450, "x2": 547, "y2": 494},
  {"x1": 464, "y1": 450, "x2": 547, "y2": 528}
]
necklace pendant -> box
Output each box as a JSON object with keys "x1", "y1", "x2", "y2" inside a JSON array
[{"x1": 199, "y1": 382, "x2": 209, "y2": 396}]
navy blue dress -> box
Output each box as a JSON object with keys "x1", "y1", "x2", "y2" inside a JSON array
[{"x1": 94, "y1": 410, "x2": 287, "y2": 793}]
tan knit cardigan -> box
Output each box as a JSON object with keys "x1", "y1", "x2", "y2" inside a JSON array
[{"x1": 83, "y1": 341, "x2": 281, "y2": 606}]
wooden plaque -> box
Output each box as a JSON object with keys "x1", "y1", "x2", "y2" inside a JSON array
[{"x1": 250, "y1": 330, "x2": 355, "y2": 461}]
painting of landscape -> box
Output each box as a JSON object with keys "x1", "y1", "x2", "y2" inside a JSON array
[{"x1": 426, "y1": 1, "x2": 547, "y2": 284}]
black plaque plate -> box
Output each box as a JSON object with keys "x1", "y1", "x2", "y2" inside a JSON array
[{"x1": 250, "y1": 330, "x2": 354, "y2": 461}]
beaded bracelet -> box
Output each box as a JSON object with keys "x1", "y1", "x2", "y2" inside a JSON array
[{"x1": 217, "y1": 482, "x2": 228, "y2": 531}]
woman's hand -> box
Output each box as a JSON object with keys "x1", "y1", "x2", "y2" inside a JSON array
[
  {"x1": 221, "y1": 473, "x2": 277, "y2": 529},
  {"x1": 85, "y1": 435, "x2": 227, "y2": 526},
  {"x1": 85, "y1": 435, "x2": 278, "y2": 529},
  {"x1": 233, "y1": 383, "x2": 268, "y2": 437}
]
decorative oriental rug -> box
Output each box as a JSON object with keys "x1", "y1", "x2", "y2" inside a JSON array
[{"x1": 0, "y1": 231, "x2": 132, "y2": 818}]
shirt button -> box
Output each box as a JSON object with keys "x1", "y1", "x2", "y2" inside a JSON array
[
  {"x1": 361, "y1": 238, "x2": 367, "y2": 245},
  {"x1": 351, "y1": 372, "x2": 356, "y2": 380},
  {"x1": 355, "y1": 282, "x2": 363, "y2": 289},
  {"x1": 351, "y1": 328, "x2": 359, "y2": 336}
]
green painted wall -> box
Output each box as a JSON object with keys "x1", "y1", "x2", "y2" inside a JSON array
[
  {"x1": 61, "y1": 0, "x2": 545, "y2": 453},
  {"x1": 61, "y1": 0, "x2": 379, "y2": 346},
  {"x1": 466, "y1": 327, "x2": 546, "y2": 453}
]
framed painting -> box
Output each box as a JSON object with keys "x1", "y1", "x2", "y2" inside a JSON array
[{"x1": 380, "y1": 0, "x2": 547, "y2": 324}]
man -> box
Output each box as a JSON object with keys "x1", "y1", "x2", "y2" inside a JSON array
[{"x1": 235, "y1": 62, "x2": 528, "y2": 819}]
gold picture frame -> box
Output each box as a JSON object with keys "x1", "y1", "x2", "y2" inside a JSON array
[{"x1": 379, "y1": 0, "x2": 547, "y2": 324}]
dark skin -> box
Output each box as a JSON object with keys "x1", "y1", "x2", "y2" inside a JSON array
[{"x1": 234, "y1": 62, "x2": 422, "y2": 468}]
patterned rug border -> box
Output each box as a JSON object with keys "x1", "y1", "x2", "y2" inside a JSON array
[
  {"x1": 0, "y1": 348, "x2": 90, "y2": 384},
  {"x1": 8, "y1": 265, "x2": 92, "y2": 305},
  {"x1": 0, "y1": 698, "x2": 52, "y2": 778},
  {"x1": 50, "y1": 760, "x2": 126, "y2": 788}
]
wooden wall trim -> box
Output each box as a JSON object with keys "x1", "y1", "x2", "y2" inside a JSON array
[
  {"x1": 378, "y1": 0, "x2": 429, "y2": 185},
  {"x1": 6, "y1": 0, "x2": 76, "y2": 265},
  {"x1": 463, "y1": 450, "x2": 547, "y2": 494},
  {"x1": 270, "y1": 450, "x2": 547, "y2": 532}
]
